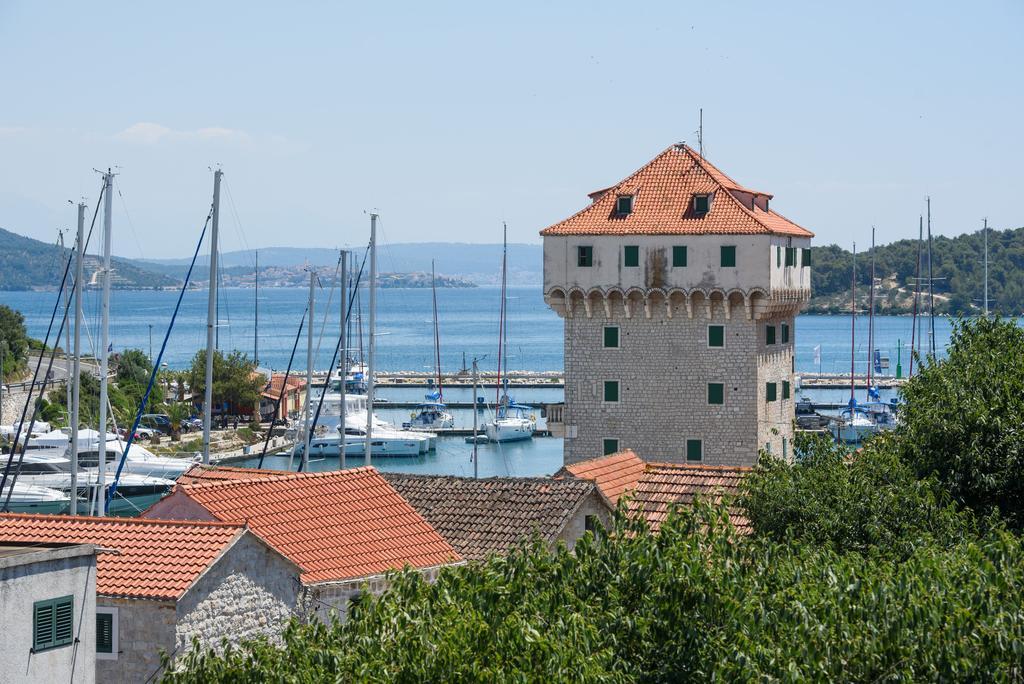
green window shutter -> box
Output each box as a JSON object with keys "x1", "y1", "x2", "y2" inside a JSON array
[
  {"x1": 686, "y1": 439, "x2": 703, "y2": 461},
  {"x1": 602, "y1": 438, "x2": 619, "y2": 455},
  {"x1": 34, "y1": 600, "x2": 55, "y2": 651},
  {"x1": 781, "y1": 323, "x2": 790, "y2": 344},
  {"x1": 766, "y1": 325, "x2": 776, "y2": 345},
  {"x1": 96, "y1": 612, "x2": 113, "y2": 654},
  {"x1": 707, "y1": 383, "x2": 724, "y2": 405},
  {"x1": 776, "y1": 245, "x2": 781, "y2": 267},
  {"x1": 694, "y1": 195, "x2": 710, "y2": 213},
  {"x1": 577, "y1": 246, "x2": 593, "y2": 267},
  {"x1": 766, "y1": 383, "x2": 777, "y2": 402},
  {"x1": 802, "y1": 248, "x2": 811, "y2": 266},
  {"x1": 672, "y1": 245, "x2": 687, "y2": 267},
  {"x1": 720, "y1": 245, "x2": 736, "y2": 267},
  {"x1": 603, "y1": 326, "x2": 619, "y2": 348},
  {"x1": 785, "y1": 247, "x2": 796, "y2": 267},
  {"x1": 624, "y1": 245, "x2": 639, "y2": 267},
  {"x1": 603, "y1": 381, "x2": 619, "y2": 403},
  {"x1": 54, "y1": 597, "x2": 73, "y2": 647},
  {"x1": 783, "y1": 381, "x2": 791, "y2": 399},
  {"x1": 708, "y1": 325, "x2": 724, "y2": 347}
]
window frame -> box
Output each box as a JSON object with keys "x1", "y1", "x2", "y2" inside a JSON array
[
  {"x1": 766, "y1": 382, "x2": 778, "y2": 402},
  {"x1": 672, "y1": 245, "x2": 687, "y2": 267},
  {"x1": 96, "y1": 606, "x2": 119, "y2": 660},
  {"x1": 623, "y1": 245, "x2": 639, "y2": 267},
  {"x1": 785, "y1": 247, "x2": 797, "y2": 267},
  {"x1": 33, "y1": 595, "x2": 74, "y2": 653},
  {"x1": 707, "y1": 325, "x2": 725, "y2": 348},
  {"x1": 781, "y1": 322, "x2": 790, "y2": 344},
  {"x1": 782, "y1": 380, "x2": 791, "y2": 400},
  {"x1": 707, "y1": 383, "x2": 724, "y2": 405},
  {"x1": 576, "y1": 245, "x2": 593, "y2": 268},
  {"x1": 602, "y1": 438, "x2": 619, "y2": 456},
  {"x1": 802, "y1": 247, "x2": 812, "y2": 266},
  {"x1": 765, "y1": 325, "x2": 777, "y2": 345},
  {"x1": 776, "y1": 245, "x2": 781, "y2": 268},
  {"x1": 686, "y1": 439, "x2": 703, "y2": 462},
  {"x1": 693, "y1": 194, "x2": 710, "y2": 214},
  {"x1": 720, "y1": 245, "x2": 736, "y2": 268},
  {"x1": 603, "y1": 380, "x2": 620, "y2": 404},
  {"x1": 616, "y1": 195, "x2": 634, "y2": 215},
  {"x1": 603, "y1": 325, "x2": 620, "y2": 349}
]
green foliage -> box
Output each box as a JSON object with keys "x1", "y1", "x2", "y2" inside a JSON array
[
  {"x1": 743, "y1": 432, "x2": 973, "y2": 557},
  {"x1": 896, "y1": 316, "x2": 1024, "y2": 529},
  {"x1": 187, "y1": 349, "x2": 263, "y2": 415},
  {"x1": 45, "y1": 371, "x2": 136, "y2": 430},
  {"x1": 116, "y1": 348, "x2": 152, "y2": 386},
  {"x1": 164, "y1": 504, "x2": 1024, "y2": 683},
  {"x1": 0, "y1": 304, "x2": 29, "y2": 381}
]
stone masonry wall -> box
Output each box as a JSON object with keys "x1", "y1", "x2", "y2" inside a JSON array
[
  {"x1": 96, "y1": 597, "x2": 176, "y2": 684},
  {"x1": 563, "y1": 308, "x2": 761, "y2": 466},
  {"x1": 312, "y1": 566, "x2": 445, "y2": 623},
  {"x1": 555, "y1": 490, "x2": 614, "y2": 548},
  {"x1": 756, "y1": 315, "x2": 797, "y2": 460}
]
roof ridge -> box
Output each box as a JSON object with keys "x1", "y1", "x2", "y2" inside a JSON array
[
  {"x1": 0, "y1": 512, "x2": 243, "y2": 528},
  {"x1": 383, "y1": 472, "x2": 592, "y2": 486},
  {"x1": 181, "y1": 466, "x2": 376, "y2": 490},
  {"x1": 681, "y1": 146, "x2": 776, "y2": 236}
]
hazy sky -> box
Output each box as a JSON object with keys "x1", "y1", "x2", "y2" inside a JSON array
[{"x1": 1, "y1": 1, "x2": 1021, "y2": 259}]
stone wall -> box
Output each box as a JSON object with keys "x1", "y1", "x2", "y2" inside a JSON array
[
  {"x1": 96, "y1": 597, "x2": 175, "y2": 684},
  {"x1": 0, "y1": 387, "x2": 29, "y2": 426},
  {"x1": 756, "y1": 315, "x2": 797, "y2": 460},
  {"x1": 555, "y1": 489, "x2": 614, "y2": 547},
  {"x1": 312, "y1": 565, "x2": 445, "y2": 623}
]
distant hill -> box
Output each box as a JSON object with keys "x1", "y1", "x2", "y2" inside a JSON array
[
  {"x1": 0, "y1": 227, "x2": 180, "y2": 291},
  {"x1": 140, "y1": 243, "x2": 543, "y2": 286}
]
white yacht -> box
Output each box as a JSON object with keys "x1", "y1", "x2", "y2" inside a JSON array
[
  {"x1": 402, "y1": 394, "x2": 454, "y2": 431},
  {"x1": 484, "y1": 395, "x2": 537, "y2": 443},
  {"x1": 307, "y1": 388, "x2": 435, "y2": 456},
  {"x1": 33, "y1": 429, "x2": 195, "y2": 480},
  {"x1": 0, "y1": 481, "x2": 70, "y2": 514}
]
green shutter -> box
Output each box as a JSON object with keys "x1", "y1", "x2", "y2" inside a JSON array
[
  {"x1": 34, "y1": 596, "x2": 73, "y2": 652},
  {"x1": 694, "y1": 195, "x2": 710, "y2": 213},
  {"x1": 720, "y1": 245, "x2": 736, "y2": 267},
  {"x1": 785, "y1": 247, "x2": 796, "y2": 267},
  {"x1": 708, "y1": 383, "x2": 724, "y2": 405},
  {"x1": 577, "y1": 246, "x2": 592, "y2": 267},
  {"x1": 603, "y1": 439, "x2": 619, "y2": 455},
  {"x1": 708, "y1": 325, "x2": 724, "y2": 347},
  {"x1": 686, "y1": 439, "x2": 703, "y2": 461},
  {"x1": 766, "y1": 325, "x2": 776, "y2": 345},
  {"x1": 603, "y1": 326, "x2": 619, "y2": 348},
  {"x1": 96, "y1": 612, "x2": 113, "y2": 654},
  {"x1": 624, "y1": 245, "x2": 639, "y2": 267},
  {"x1": 604, "y1": 381, "x2": 619, "y2": 402},
  {"x1": 766, "y1": 383, "x2": 777, "y2": 402},
  {"x1": 783, "y1": 381, "x2": 791, "y2": 399},
  {"x1": 672, "y1": 245, "x2": 687, "y2": 267},
  {"x1": 802, "y1": 248, "x2": 811, "y2": 266},
  {"x1": 781, "y1": 323, "x2": 790, "y2": 344},
  {"x1": 776, "y1": 245, "x2": 781, "y2": 267},
  {"x1": 34, "y1": 600, "x2": 55, "y2": 651}
]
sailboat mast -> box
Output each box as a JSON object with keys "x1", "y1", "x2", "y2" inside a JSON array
[
  {"x1": 866, "y1": 227, "x2": 875, "y2": 400},
  {"x1": 849, "y1": 242, "x2": 856, "y2": 402},
  {"x1": 254, "y1": 250, "x2": 259, "y2": 366},
  {"x1": 302, "y1": 269, "x2": 313, "y2": 471},
  {"x1": 909, "y1": 216, "x2": 922, "y2": 377},
  {"x1": 364, "y1": 214, "x2": 378, "y2": 464},
  {"x1": 496, "y1": 223, "x2": 508, "y2": 406},
  {"x1": 96, "y1": 170, "x2": 114, "y2": 516},
  {"x1": 339, "y1": 250, "x2": 347, "y2": 469},
  {"x1": 69, "y1": 203, "x2": 85, "y2": 516},
  {"x1": 61, "y1": 231, "x2": 71, "y2": 416},
  {"x1": 927, "y1": 197, "x2": 935, "y2": 357},
  {"x1": 432, "y1": 260, "x2": 442, "y2": 400},
  {"x1": 203, "y1": 169, "x2": 222, "y2": 464},
  {"x1": 983, "y1": 218, "x2": 989, "y2": 318}
]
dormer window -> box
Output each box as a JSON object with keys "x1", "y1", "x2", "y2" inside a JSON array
[
  {"x1": 616, "y1": 195, "x2": 633, "y2": 215},
  {"x1": 693, "y1": 194, "x2": 711, "y2": 214}
]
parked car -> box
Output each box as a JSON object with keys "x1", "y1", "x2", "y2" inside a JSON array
[{"x1": 139, "y1": 413, "x2": 173, "y2": 435}]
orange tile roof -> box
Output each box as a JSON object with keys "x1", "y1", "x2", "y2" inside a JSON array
[
  {"x1": 557, "y1": 450, "x2": 646, "y2": 503},
  {"x1": 178, "y1": 463, "x2": 277, "y2": 485},
  {"x1": 627, "y1": 463, "x2": 751, "y2": 534},
  {"x1": 170, "y1": 467, "x2": 460, "y2": 583},
  {"x1": 0, "y1": 514, "x2": 243, "y2": 600},
  {"x1": 540, "y1": 143, "x2": 813, "y2": 238}
]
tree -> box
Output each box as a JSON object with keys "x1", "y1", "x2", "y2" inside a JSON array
[
  {"x1": 187, "y1": 349, "x2": 263, "y2": 418},
  {"x1": 116, "y1": 348, "x2": 152, "y2": 386},
  {"x1": 0, "y1": 304, "x2": 29, "y2": 381},
  {"x1": 896, "y1": 316, "x2": 1024, "y2": 529},
  {"x1": 166, "y1": 401, "x2": 191, "y2": 442}
]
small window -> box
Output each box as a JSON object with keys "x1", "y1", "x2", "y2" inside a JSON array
[
  {"x1": 708, "y1": 325, "x2": 724, "y2": 348},
  {"x1": 577, "y1": 246, "x2": 593, "y2": 267},
  {"x1": 720, "y1": 246, "x2": 736, "y2": 268},
  {"x1": 33, "y1": 596, "x2": 74, "y2": 652},
  {"x1": 603, "y1": 326, "x2": 619, "y2": 349},
  {"x1": 686, "y1": 439, "x2": 703, "y2": 462},
  {"x1": 765, "y1": 325, "x2": 777, "y2": 345},
  {"x1": 672, "y1": 245, "x2": 687, "y2": 267},
  {"x1": 766, "y1": 382, "x2": 777, "y2": 402},
  {"x1": 96, "y1": 607, "x2": 118, "y2": 659},
  {"x1": 585, "y1": 514, "x2": 600, "y2": 533},
  {"x1": 802, "y1": 248, "x2": 812, "y2": 266},
  {"x1": 693, "y1": 194, "x2": 710, "y2": 214},
  {"x1": 616, "y1": 195, "x2": 633, "y2": 215},
  {"x1": 781, "y1": 323, "x2": 790, "y2": 344},
  {"x1": 785, "y1": 247, "x2": 797, "y2": 267},
  {"x1": 602, "y1": 438, "x2": 619, "y2": 455},
  {"x1": 603, "y1": 381, "x2": 619, "y2": 403},
  {"x1": 782, "y1": 436, "x2": 788, "y2": 460},
  {"x1": 707, "y1": 383, "x2": 724, "y2": 405},
  {"x1": 782, "y1": 381, "x2": 791, "y2": 400},
  {"x1": 623, "y1": 245, "x2": 639, "y2": 267}
]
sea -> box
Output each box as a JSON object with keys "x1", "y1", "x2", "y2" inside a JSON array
[{"x1": 1, "y1": 286, "x2": 962, "y2": 477}]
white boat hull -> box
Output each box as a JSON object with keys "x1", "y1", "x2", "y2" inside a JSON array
[{"x1": 484, "y1": 419, "x2": 535, "y2": 443}]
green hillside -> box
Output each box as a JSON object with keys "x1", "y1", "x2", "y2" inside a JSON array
[{"x1": 0, "y1": 227, "x2": 180, "y2": 290}]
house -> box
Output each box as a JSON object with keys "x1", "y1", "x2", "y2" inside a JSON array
[
  {"x1": 259, "y1": 373, "x2": 306, "y2": 422},
  {"x1": 541, "y1": 143, "x2": 813, "y2": 466},
  {"x1": 380, "y1": 473, "x2": 614, "y2": 561},
  {"x1": 0, "y1": 543, "x2": 99, "y2": 684},
  {"x1": 558, "y1": 450, "x2": 752, "y2": 533},
  {"x1": 0, "y1": 514, "x2": 304, "y2": 682},
  {"x1": 143, "y1": 467, "x2": 462, "y2": 619}
]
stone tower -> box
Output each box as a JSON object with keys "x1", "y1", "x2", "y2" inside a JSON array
[{"x1": 541, "y1": 143, "x2": 813, "y2": 466}]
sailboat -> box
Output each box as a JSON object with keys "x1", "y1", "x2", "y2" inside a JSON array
[
  {"x1": 404, "y1": 261, "x2": 454, "y2": 431},
  {"x1": 484, "y1": 224, "x2": 536, "y2": 443}
]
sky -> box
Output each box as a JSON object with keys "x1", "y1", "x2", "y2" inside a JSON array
[{"x1": 0, "y1": 1, "x2": 1021, "y2": 260}]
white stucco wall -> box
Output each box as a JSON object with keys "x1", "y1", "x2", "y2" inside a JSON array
[{"x1": 0, "y1": 545, "x2": 97, "y2": 684}]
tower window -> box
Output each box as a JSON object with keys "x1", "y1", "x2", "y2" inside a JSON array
[
  {"x1": 777, "y1": 245, "x2": 781, "y2": 268},
  {"x1": 686, "y1": 439, "x2": 703, "y2": 462},
  {"x1": 693, "y1": 194, "x2": 710, "y2": 214},
  {"x1": 720, "y1": 245, "x2": 736, "y2": 268},
  {"x1": 577, "y1": 246, "x2": 593, "y2": 267},
  {"x1": 623, "y1": 245, "x2": 639, "y2": 267},
  {"x1": 616, "y1": 195, "x2": 633, "y2": 215},
  {"x1": 672, "y1": 245, "x2": 687, "y2": 267},
  {"x1": 785, "y1": 247, "x2": 797, "y2": 267},
  {"x1": 783, "y1": 381, "x2": 791, "y2": 399},
  {"x1": 603, "y1": 326, "x2": 619, "y2": 349},
  {"x1": 708, "y1": 325, "x2": 724, "y2": 348},
  {"x1": 603, "y1": 438, "x2": 619, "y2": 455},
  {"x1": 766, "y1": 325, "x2": 777, "y2": 345},
  {"x1": 802, "y1": 248, "x2": 812, "y2": 266},
  {"x1": 766, "y1": 382, "x2": 777, "y2": 402},
  {"x1": 781, "y1": 323, "x2": 790, "y2": 344},
  {"x1": 708, "y1": 383, "x2": 724, "y2": 405},
  {"x1": 603, "y1": 381, "x2": 619, "y2": 403}
]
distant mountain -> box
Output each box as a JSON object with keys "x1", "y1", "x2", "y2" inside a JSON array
[
  {"x1": 140, "y1": 242, "x2": 543, "y2": 286},
  {"x1": 0, "y1": 227, "x2": 180, "y2": 291}
]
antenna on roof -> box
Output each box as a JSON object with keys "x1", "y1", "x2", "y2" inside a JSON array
[{"x1": 698, "y1": 108, "x2": 704, "y2": 158}]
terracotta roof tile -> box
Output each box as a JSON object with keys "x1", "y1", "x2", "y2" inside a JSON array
[
  {"x1": 556, "y1": 450, "x2": 647, "y2": 503},
  {"x1": 540, "y1": 143, "x2": 813, "y2": 238},
  {"x1": 0, "y1": 514, "x2": 242, "y2": 600},
  {"x1": 166, "y1": 467, "x2": 460, "y2": 583},
  {"x1": 627, "y1": 463, "x2": 751, "y2": 533},
  {"x1": 381, "y1": 473, "x2": 607, "y2": 562}
]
